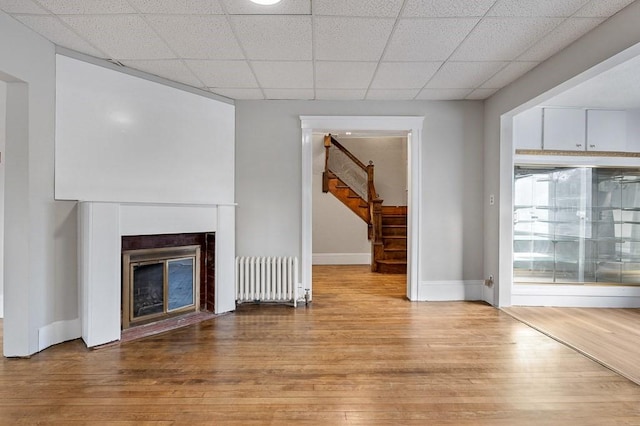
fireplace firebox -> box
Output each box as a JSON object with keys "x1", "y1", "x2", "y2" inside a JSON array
[{"x1": 121, "y1": 233, "x2": 215, "y2": 330}]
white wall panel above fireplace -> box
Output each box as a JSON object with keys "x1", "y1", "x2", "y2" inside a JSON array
[
  {"x1": 55, "y1": 55, "x2": 235, "y2": 205},
  {"x1": 119, "y1": 203, "x2": 217, "y2": 236}
]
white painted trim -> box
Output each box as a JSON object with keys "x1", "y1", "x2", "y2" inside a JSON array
[
  {"x1": 300, "y1": 116, "x2": 424, "y2": 302},
  {"x1": 215, "y1": 205, "x2": 236, "y2": 314},
  {"x1": 0, "y1": 295, "x2": 3, "y2": 318},
  {"x1": 312, "y1": 253, "x2": 371, "y2": 265},
  {"x1": 417, "y1": 280, "x2": 485, "y2": 301},
  {"x1": 38, "y1": 318, "x2": 81, "y2": 352},
  {"x1": 499, "y1": 42, "x2": 640, "y2": 308},
  {"x1": 301, "y1": 128, "x2": 313, "y2": 300},
  {"x1": 512, "y1": 285, "x2": 640, "y2": 308}
]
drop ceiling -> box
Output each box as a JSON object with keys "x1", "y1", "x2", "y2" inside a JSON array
[{"x1": 0, "y1": 0, "x2": 635, "y2": 101}]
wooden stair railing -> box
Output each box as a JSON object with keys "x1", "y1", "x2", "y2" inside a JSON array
[{"x1": 322, "y1": 134, "x2": 406, "y2": 273}]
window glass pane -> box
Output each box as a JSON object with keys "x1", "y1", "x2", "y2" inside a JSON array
[
  {"x1": 515, "y1": 166, "x2": 640, "y2": 285},
  {"x1": 132, "y1": 262, "x2": 164, "y2": 318},
  {"x1": 168, "y1": 258, "x2": 194, "y2": 311}
]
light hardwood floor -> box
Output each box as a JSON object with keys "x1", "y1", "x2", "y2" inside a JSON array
[
  {"x1": 503, "y1": 305, "x2": 640, "y2": 386},
  {"x1": 1, "y1": 265, "x2": 640, "y2": 425}
]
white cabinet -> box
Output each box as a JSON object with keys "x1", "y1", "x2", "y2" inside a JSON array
[
  {"x1": 513, "y1": 107, "x2": 542, "y2": 150},
  {"x1": 586, "y1": 109, "x2": 627, "y2": 152},
  {"x1": 513, "y1": 107, "x2": 637, "y2": 154},
  {"x1": 543, "y1": 108, "x2": 586, "y2": 151}
]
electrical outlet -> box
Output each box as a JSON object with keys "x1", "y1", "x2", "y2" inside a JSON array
[{"x1": 489, "y1": 194, "x2": 495, "y2": 205}]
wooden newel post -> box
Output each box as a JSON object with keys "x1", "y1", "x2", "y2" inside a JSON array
[
  {"x1": 370, "y1": 199, "x2": 384, "y2": 272},
  {"x1": 366, "y1": 161, "x2": 375, "y2": 201},
  {"x1": 322, "y1": 134, "x2": 332, "y2": 193}
]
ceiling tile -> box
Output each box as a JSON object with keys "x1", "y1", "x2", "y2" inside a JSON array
[
  {"x1": 315, "y1": 17, "x2": 395, "y2": 61},
  {"x1": 450, "y1": 17, "x2": 562, "y2": 61},
  {"x1": 466, "y1": 88, "x2": 498, "y2": 99},
  {"x1": 127, "y1": 0, "x2": 224, "y2": 14},
  {"x1": 402, "y1": 0, "x2": 496, "y2": 17},
  {"x1": 383, "y1": 18, "x2": 478, "y2": 61},
  {"x1": 231, "y1": 16, "x2": 311, "y2": 60},
  {"x1": 13, "y1": 14, "x2": 105, "y2": 57},
  {"x1": 61, "y1": 15, "x2": 175, "y2": 59},
  {"x1": 315, "y1": 89, "x2": 367, "y2": 100},
  {"x1": 519, "y1": 17, "x2": 604, "y2": 61},
  {"x1": 252, "y1": 61, "x2": 313, "y2": 88},
  {"x1": 426, "y1": 61, "x2": 506, "y2": 88},
  {"x1": 263, "y1": 88, "x2": 314, "y2": 99},
  {"x1": 122, "y1": 59, "x2": 204, "y2": 87},
  {"x1": 371, "y1": 62, "x2": 442, "y2": 89},
  {"x1": 145, "y1": 15, "x2": 244, "y2": 60},
  {"x1": 185, "y1": 60, "x2": 257, "y2": 87},
  {"x1": 36, "y1": 0, "x2": 135, "y2": 14},
  {"x1": 366, "y1": 89, "x2": 420, "y2": 100},
  {"x1": 415, "y1": 88, "x2": 472, "y2": 100},
  {"x1": 221, "y1": 0, "x2": 310, "y2": 15},
  {"x1": 211, "y1": 87, "x2": 264, "y2": 100},
  {"x1": 574, "y1": 0, "x2": 636, "y2": 17},
  {"x1": 0, "y1": 0, "x2": 48, "y2": 14},
  {"x1": 315, "y1": 61, "x2": 376, "y2": 89},
  {"x1": 487, "y1": 0, "x2": 590, "y2": 17},
  {"x1": 313, "y1": 0, "x2": 403, "y2": 17},
  {"x1": 480, "y1": 61, "x2": 538, "y2": 88}
]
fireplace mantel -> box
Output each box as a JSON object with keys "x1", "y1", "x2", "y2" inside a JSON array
[{"x1": 77, "y1": 202, "x2": 236, "y2": 347}]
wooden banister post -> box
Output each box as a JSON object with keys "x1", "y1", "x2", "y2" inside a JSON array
[
  {"x1": 366, "y1": 161, "x2": 375, "y2": 202},
  {"x1": 323, "y1": 134, "x2": 332, "y2": 193}
]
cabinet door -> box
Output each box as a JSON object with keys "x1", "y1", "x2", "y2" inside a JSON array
[
  {"x1": 543, "y1": 108, "x2": 585, "y2": 151},
  {"x1": 513, "y1": 107, "x2": 542, "y2": 150},
  {"x1": 586, "y1": 109, "x2": 626, "y2": 152}
]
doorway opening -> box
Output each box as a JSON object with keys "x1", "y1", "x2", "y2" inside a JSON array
[
  {"x1": 311, "y1": 131, "x2": 409, "y2": 280},
  {"x1": 300, "y1": 116, "x2": 425, "y2": 302}
]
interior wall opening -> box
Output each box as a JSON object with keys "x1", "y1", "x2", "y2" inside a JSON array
[{"x1": 312, "y1": 130, "x2": 409, "y2": 281}]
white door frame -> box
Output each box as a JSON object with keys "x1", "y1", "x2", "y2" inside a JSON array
[{"x1": 300, "y1": 116, "x2": 424, "y2": 300}]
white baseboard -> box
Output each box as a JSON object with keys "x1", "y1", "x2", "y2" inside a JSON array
[
  {"x1": 312, "y1": 253, "x2": 371, "y2": 265},
  {"x1": 418, "y1": 280, "x2": 485, "y2": 301},
  {"x1": 511, "y1": 284, "x2": 640, "y2": 308},
  {"x1": 0, "y1": 294, "x2": 3, "y2": 318},
  {"x1": 38, "y1": 318, "x2": 82, "y2": 352}
]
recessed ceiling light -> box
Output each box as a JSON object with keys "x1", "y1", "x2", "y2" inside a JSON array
[{"x1": 250, "y1": 0, "x2": 282, "y2": 5}]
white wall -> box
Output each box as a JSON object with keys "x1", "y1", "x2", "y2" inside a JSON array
[
  {"x1": 484, "y1": 1, "x2": 640, "y2": 306},
  {"x1": 55, "y1": 55, "x2": 235, "y2": 205},
  {"x1": 0, "y1": 80, "x2": 5, "y2": 318},
  {"x1": 0, "y1": 10, "x2": 78, "y2": 356},
  {"x1": 236, "y1": 100, "x2": 484, "y2": 289}
]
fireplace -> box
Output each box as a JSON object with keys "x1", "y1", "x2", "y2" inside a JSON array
[{"x1": 121, "y1": 233, "x2": 215, "y2": 330}]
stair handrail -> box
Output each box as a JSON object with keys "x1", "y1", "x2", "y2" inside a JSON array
[{"x1": 324, "y1": 134, "x2": 381, "y2": 202}]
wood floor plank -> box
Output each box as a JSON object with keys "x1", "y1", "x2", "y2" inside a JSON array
[
  {"x1": 503, "y1": 305, "x2": 640, "y2": 385},
  {"x1": 0, "y1": 265, "x2": 639, "y2": 424}
]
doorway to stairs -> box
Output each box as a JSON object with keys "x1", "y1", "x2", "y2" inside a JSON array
[
  {"x1": 312, "y1": 132, "x2": 408, "y2": 274},
  {"x1": 300, "y1": 116, "x2": 425, "y2": 302}
]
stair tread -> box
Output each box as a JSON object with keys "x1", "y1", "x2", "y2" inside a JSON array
[
  {"x1": 384, "y1": 248, "x2": 406, "y2": 252},
  {"x1": 377, "y1": 259, "x2": 407, "y2": 265},
  {"x1": 383, "y1": 235, "x2": 406, "y2": 239},
  {"x1": 382, "y1": 224, "x2": 407, "y2": 228}
]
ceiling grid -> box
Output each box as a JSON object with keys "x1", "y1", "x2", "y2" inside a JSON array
[{"x1": 0, "y1": 0, "x2": 634, "y2": 100}]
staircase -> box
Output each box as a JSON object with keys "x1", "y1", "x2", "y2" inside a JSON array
[
  {"x1": 322, "y1": 134, "x2": 407, "y2": 274},
  {"x1": 376, "y1": 206, "x2": 407, "y2": 274}
]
